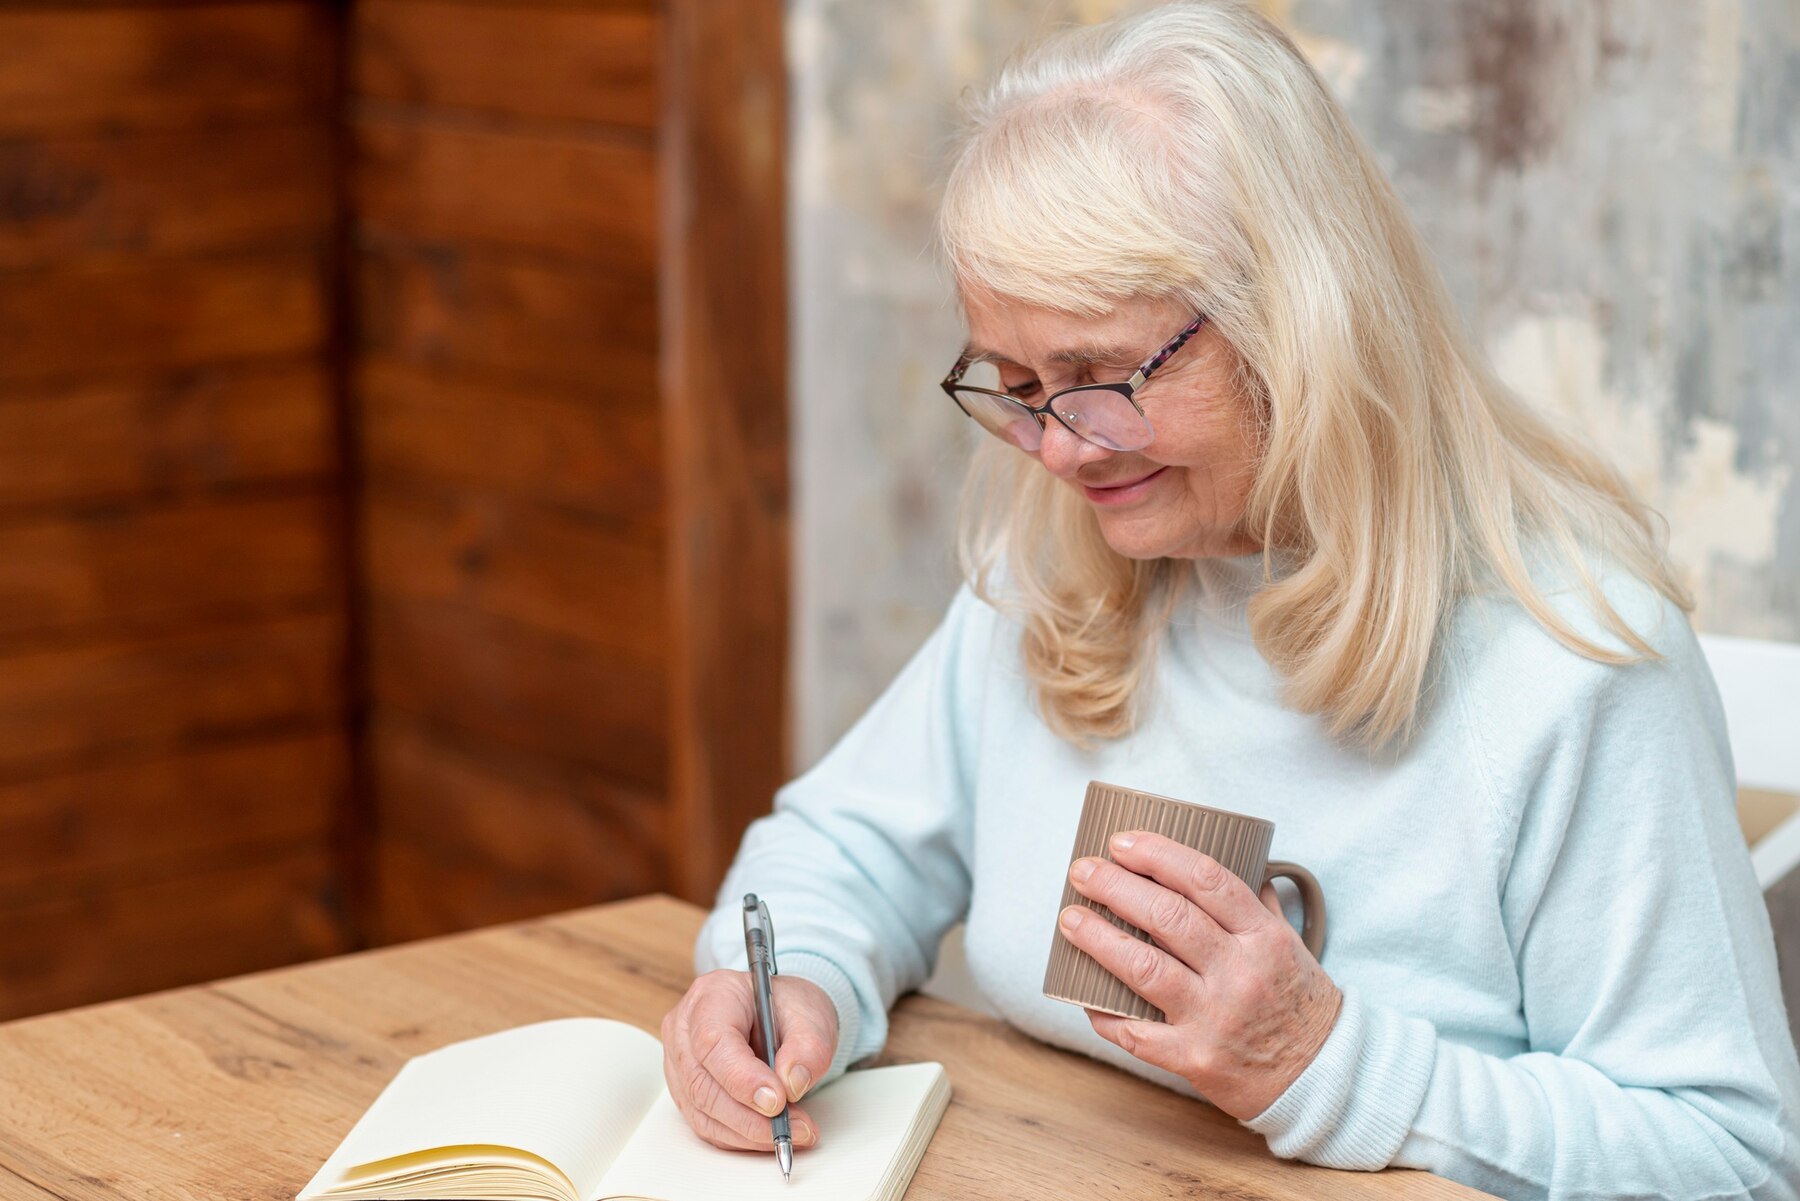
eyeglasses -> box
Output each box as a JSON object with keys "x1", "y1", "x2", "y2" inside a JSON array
[{"x1": 939, "y1": 311, "x2": 1209, "y2": 453}]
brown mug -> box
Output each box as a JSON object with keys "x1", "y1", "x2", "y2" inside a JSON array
[{"x1": 1042, "y1": 780, "x2": 1327, "y2": 1022}]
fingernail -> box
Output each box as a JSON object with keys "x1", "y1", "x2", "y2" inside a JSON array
[
  {"x1": 794, "y1": 1117, "x2": 818, "y2": 1145},
  {"x1": 787, "y1": 1065, "x2": 812, "y2": 1099},
  {"x1": 1070, "y1": 858, "x2": 1096, "y2": 883},
  {"x1": 754, "y1": 1085, "x2": 782, "y2": 1116},
  {"x1": 1061, "y1": 906, "x2": 1085, "y2": 931},
  {"x1": 1112, "y1": 832, "x2": 1137, "y2": 852}
]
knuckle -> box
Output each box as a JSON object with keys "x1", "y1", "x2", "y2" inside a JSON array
[
  {"x1": 1191, "y1": 854, "x2": 1228, "y2": 893},
  {"x1": 1146, "y1": 889, "x2": 1190, "y2": 936},
  {"x1": 1127, "y1": 940, "x2": 1166, "y2": 989}
]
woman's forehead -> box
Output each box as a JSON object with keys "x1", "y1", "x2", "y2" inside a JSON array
[{"x1": 959, "y1": 290, "x2": 1179, "y2": 367}]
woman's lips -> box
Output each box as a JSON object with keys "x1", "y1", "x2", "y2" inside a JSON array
[{"x1": 1082, "y1": 466, "x2": 1167, "y2": 505}]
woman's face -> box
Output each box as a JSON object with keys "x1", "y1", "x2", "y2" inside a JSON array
[{"x1": 959, "y1": 286, "x2": 1263, "y2": 560}]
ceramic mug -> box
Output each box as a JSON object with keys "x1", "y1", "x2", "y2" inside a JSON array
[{"x1": 1042, "y1": 780, "x2": 1327, "y2": 1022}]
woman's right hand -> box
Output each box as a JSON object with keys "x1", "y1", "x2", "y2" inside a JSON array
[{"x1": 660, "y1": 969, "x2": 839, "y2": 1151}]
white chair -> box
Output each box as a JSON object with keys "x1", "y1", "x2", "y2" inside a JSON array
[{"x1": 1701, "y1": 633, "x2": 1800, "y2": 889}]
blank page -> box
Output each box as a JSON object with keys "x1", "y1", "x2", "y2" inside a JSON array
[
  {"x1": 298, "y1": 1018, "x2": 667, "y2": 1201},
  {"x1": 592, "y1": 1062, "x2": 950, "y2": 1201}
]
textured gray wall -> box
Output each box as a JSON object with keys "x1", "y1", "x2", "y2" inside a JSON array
[{"x1": 788, "y1": 0, "x2": 1800, "y2": 766}]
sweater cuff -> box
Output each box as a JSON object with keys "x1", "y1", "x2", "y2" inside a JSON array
[
  {"x1": 774, "y1": 950, "x2": 869, "y2": 1085},
  {"x1": 1240, "y1": 990, "x2": 1439, "y2": 1170}
]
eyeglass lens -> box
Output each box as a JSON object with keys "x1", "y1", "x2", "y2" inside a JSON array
[{"x1": 950, "y1": 360, "x2": 1153, "y2": 453}]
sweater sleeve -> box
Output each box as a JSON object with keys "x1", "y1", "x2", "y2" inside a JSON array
[
  {"x1": 1245, "y1": 593, "x2": 1800, "y2": 1199},
  {"x1": 691, "y1": 584, "x2": 990, "y2": 1083}
]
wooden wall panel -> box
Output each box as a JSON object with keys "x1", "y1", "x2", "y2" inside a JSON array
[
  {"x1": 353, "y1": 0, "x2": 659, "y2": 129},
  {"x1": 355, "y1": 241, "x2": 656, "y2": 388},
  {"x1": 661, "y1": 0, "x2": 790, "y2": 900},
  {"x1": 354, "y1": 119, "x2": 656, "y2": 273},
  {"x1": 0, "y1": 733, "x2": 345, "y2": 907},
  {"x1": 0, "y1": 4, "x2": 333, "y2": 135},
  {"x1": 357, "y1": 360, "x2": 662, "y2": 526},
  {"x1": 0, "y1": 846, "x2": 348, "y2": 1020},
  {"x1": 364, "y1": 487, "x2": 663, "y2": 657},
  {"x1": 0, "y1": 123, "x2": 334, "y2": 272},
  {"x1": 368, "y1": 713, "x2": 663, "y2": 942},
  {"x1": 0, "y1": 494, "x2": 339, "y2": 650},
  {"x1": 0, "y1": 613, "x2": 344, "y2": 778},
  {"x1": 0, "y1": 363, "x2": 336, "y2": 512},
  {"x1": 0, "y1": 0, "x2": 352, "y2": 1018},
  {"x1": 349, "y1": 0, "x2": 672, "y2": 939},
  {"x1": 366, "y1": 600, "x2": 663, "y2": 787},
  {"x1": 0, "y1": 254, "x2": 328, "y2": 384}
]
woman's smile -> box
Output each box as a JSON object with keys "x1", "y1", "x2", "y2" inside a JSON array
[{"x1": 1081, "y1": 465, "x2": 1167, "y2": 505}]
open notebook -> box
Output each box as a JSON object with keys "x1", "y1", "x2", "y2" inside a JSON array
[{"x1": 296, "y1": 1017, "x2": 951, "y2": 1201}]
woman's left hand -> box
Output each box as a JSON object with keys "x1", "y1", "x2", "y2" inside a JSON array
[{"x1": 1060, "y1": 830, "x2": 1343, "y2": 1121}]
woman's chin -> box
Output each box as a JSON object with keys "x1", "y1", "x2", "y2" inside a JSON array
[{"x1": 1094, "y1": 514, "x2": 1185, "y2": 561}]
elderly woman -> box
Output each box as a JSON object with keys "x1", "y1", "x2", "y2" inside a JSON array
[{"x1": 659, "y1": 2, "x2": 1800, "y2": 1196}]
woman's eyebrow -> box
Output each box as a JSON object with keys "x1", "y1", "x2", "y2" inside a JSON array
[{"x1": 963, "y1": 342, "x2": 1146, "y2": 367}]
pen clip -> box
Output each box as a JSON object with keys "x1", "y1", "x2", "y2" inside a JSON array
[{"x1": 757, "y1": 898, "x2": 778, "y2": 975}]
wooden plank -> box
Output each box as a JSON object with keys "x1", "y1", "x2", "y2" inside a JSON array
[
  {"x1": 368, "y1": 713, "x2": 665, "y2": 943},
  {"x1": 0, "y1": 122, "x2": 333, "y2": 272},
  {"x1": 352, "y1": 116, "x2": 656, "y2": 274},
  {"x1": 0, "y1": 896, "x2": 1493, "y2": 1201},
  {"x1": 0, "y1": 612, "x2": 344, "y2": 779},
  {"x1": 358, "y1": 358, "x2": 661, "y2": 527},
  {"x1": 0, "y1": 731, "x2": 345, "y2": 907},
  {"x1": 0, "y1": 492, "x2": 340, "y2": 652},
  {"x1": 661, "y1": 0, "x2": 790, "y2": 902},
  {"x1": 366, "y1": 599, "x2": 665, "y2": 788},
  {"x1": 0, "y1": 843, "x2": 348, "y2": 1022},
  {"x1": 363, "y1": 483, "x2": 664, "y2": 660},
  {"x1": 354, "y1": 0, "x2": 658, "y2": 128},
  {"x1": 0, "y1": 360, "x2": 337, "y2": 512},
  {"x1": 0, "y1": 3, "x2": 333, "y2": 137},
  {"x1": 355, "y1": 239, "x2": 655, "y2": 390},
  {"x1": 0, "y1": 251, "x2": 326, "y2": 385}
]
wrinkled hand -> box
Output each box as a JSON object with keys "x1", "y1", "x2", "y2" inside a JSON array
[
  {"x1": 660, "y1": 969, "x2": 838, "y2": 1151},
  {"x1": 1059, "y1": 831, "x2": 1342, "y2": 1120}
]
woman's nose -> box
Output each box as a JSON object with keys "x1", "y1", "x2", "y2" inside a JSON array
[{"x1": 1035, "y1": 413, "x2": 1113, "y2": 479}]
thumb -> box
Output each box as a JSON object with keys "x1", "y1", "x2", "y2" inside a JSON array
[
  {"x1": 771, "y1": 978, "x2": 837, "y2": 1102},
  {"x1": 1259, "y1": 881, "x2": 1284, "y2": 920}
]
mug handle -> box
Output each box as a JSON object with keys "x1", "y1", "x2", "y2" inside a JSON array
[{"x1": 1263, "y1": 861, "x2": 1327, "y2": 960}]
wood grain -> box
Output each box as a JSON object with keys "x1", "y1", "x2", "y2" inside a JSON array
[
  {"x1": 354, "y1": 0, "x2": 658, "y2": 130},
  {"x1": 0, "y1": 252, "x2": 327, "y2": 384},
  {"x1": 352, "y1": 115, "x2": 656, "y2": 273},
  {"x1": 0, "y1": 3, "x2": 333, "y2": 136},
  {"x1": 0, "y1": 123, "x2": 332, "y2": 272},
  {"x1": 0, "y1": 731, "x2": 345, "y2": 907},
  {"x1": 369, "y1": 712, "x2": 665, "y2": 942},
  {"x1": 0, "y1": 493, "x2": 340, "y2": 652},
  {"x1": 363, "y1": 483, "x2": 664, "y2": 660},
  {"x1": 0, "y1": 612, "x2": 344, "y2": 780},
  {"x1": 660, "y1": 0, "x2": 791, "y2": 903},
  {"x1": 0, "y1": 895, "x2": 1493, "y2": 1199},
  {"x1": 0, "y1": 843, "x2": 348, "y2": 1022},
  {"x1": 365, "y1": 597, "x2": 665, "y2": 788},
  {"x1": 357, "y1": 358, "x2": 663, "y2": 527},
  {"x1": 355, "y1": 239, "x2": 655, "y2": 389},
  {"x1": 0, "y1": 362, "x2": 337, "y2": 513}
]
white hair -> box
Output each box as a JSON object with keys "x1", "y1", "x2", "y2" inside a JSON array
[{"x1": 938, "y1": 0, "x2": 1689, "y2": 748}]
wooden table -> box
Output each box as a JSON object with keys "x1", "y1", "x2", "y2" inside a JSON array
[{"x1": 0, "y1": 895, "x2": 1491, "y2": 1200}]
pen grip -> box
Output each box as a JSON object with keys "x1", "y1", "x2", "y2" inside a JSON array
[{"x1": 746, "y1": 936, "x2": 781, "y2": 1072}]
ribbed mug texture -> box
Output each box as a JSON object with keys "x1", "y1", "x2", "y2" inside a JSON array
[{"x1": 1042, "y1": 781, "x2": 1276, "y2": 1022}]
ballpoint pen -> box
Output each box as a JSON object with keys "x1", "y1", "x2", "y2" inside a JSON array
[{"x1": 742, "y1": 893, "x2": 793, "y2": 1182}]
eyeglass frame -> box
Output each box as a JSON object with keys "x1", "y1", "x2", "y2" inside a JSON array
[{"x1": 938, "y1": 311, "x2": 1211, "y2": 451}]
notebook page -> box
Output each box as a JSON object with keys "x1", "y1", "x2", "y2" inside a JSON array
[
  {"x1": 299, "y1": 1018, "x2": 666, "y2": 1201},
  {"x1": 591, "y1": 1062, "x2": 948, "y2": 1201}
]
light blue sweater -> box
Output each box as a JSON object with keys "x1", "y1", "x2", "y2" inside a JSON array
[{"x1": 696, "y1": 553, "x2": 1800, "y2": 1199}]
